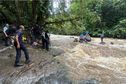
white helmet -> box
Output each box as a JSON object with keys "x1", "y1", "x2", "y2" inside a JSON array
[{"x1": 6, "y1": 24, "x2": 9, "y2": 27}]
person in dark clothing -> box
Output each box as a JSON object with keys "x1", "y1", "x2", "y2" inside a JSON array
[
  {"x1": 41, "y1": 30, "x2": 50, "y2": 51},
  {"x1": 100, "y1": 33, "x2": 104, "y2": 43},
  {"x1": 9, "y1": 25, "x2": 17, "y2": 36},
  {"x1": 14, "y1": 25, "x2": 30, "y2": 67},
  {"x1": 32, "y1": 24, "x2": 42, "y2": 41}
]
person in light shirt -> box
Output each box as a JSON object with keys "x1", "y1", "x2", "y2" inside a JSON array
[{"x1": 3, "y1": 24, "x2": 9, "y2": 46}]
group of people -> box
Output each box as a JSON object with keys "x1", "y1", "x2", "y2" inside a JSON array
[
  {"x1": 30, "y1": 24, "x2": 50, "y2": 51},
  {"x1": 79, "y1": 31, "x2": 104, "y2": 43},
  {"x1": 2, "y1": 23, "x2": 50, "y2": 67},
  {"x1": 2, "y1": 23, "x2": 105, "y2": 67},
  {"x1": 79, "y1": 31, "x2": 91, "y2": 43}
]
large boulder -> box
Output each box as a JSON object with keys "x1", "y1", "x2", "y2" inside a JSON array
[{"x1": 49, "y1": 47, "x2": 65, "y2": 57}]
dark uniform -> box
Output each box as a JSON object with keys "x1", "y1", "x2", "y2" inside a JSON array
[
  {"x1": 14, "y1": 30, "x2": 30, "y2": 66},
  {"x1": 42, "y1": 31, "x2": 50, "y2": 51}
]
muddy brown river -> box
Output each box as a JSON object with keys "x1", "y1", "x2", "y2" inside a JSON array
[{"x1": 0, "y1": 35, "x2": 126, "y2": 84}]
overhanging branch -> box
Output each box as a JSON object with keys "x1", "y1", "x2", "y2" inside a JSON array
[{"x1": 45, "y1": 16, "x2": 81, "y2": 24}]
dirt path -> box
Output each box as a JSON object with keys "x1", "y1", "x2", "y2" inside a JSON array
[{"x1": 0, "y1": 34, "x2": 126, "y2": 84}]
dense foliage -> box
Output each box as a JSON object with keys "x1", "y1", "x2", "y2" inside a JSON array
[
  {"x1": 0, "y1": 0, "x2": 49, "y2": 28},
  {"x1": 0, "y1": 0, "x2": 126, "y2": 38}
]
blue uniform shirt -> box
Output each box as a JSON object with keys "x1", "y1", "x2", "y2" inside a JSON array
[
  {"x1": 17, "y1": 31, "x2": 23, "y2": 44},
  {"x1": 14, "y1": 30, "x2": 25, "y2": 48}
]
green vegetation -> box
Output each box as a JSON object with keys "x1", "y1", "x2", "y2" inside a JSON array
[
  {"x1": 0, "y1": 0, "x2": 126, "y2": 38},
  {"x1": 0, "y1": 0, "x2": 49, "y2": 28}
]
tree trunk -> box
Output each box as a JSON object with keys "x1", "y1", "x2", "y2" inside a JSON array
[
  {"x1": 31, "y1": 0, "x2": 38, "y2": 25},
  {"x1": 14, "y1": 0, "x2": 21, "y2": 25}
]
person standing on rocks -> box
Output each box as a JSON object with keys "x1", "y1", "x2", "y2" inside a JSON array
[
  {"x1": 14, "y1": 25, "x2": 30, "y2": 67},
  {"x1": 99, "y1": 32, "x2": 105, "y2": 44},
  {"x1": 3, "y1": 23, "x2": 10, "y2": 46},
  {"x1": 41, "y1": 30, "x2": 50, "y2": 51}
]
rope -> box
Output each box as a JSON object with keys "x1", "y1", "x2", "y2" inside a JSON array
[{"x1": 0, "y1": 45, "x2": 13, "y2": 53}]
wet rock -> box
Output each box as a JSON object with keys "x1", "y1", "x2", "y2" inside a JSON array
[
  {"x1": 99, "y1": 42, "x2": 105, "y2": 45},
  {"x1": 36, "y1": 71, "x2": 72, "y2": 84},
  {"x1": 70, "y1": 36, "x2": 75, "y2": 38},
  {"x1": 79, "y1": 79, "x2": 100, "y2": 84},
  {"x1": 49, "y1": 47, "x2": 65, "y2": 57},
  {"x1": 8, "y1": 54, "x2": 14, "y2": 58},
  {"x1": 57, "y1": 61, "x2": 60, "y2": 64},
  {"x1": 74, "y1": 38, "x2": 78, "y2": 42},
  {"x1": 110, "y1": 42, "x2": 114, "y2": 45}
]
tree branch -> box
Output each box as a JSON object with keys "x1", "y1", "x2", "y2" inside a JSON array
[{"x1": 45, "y1": 17, "x2": 81, "y2": 24}]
